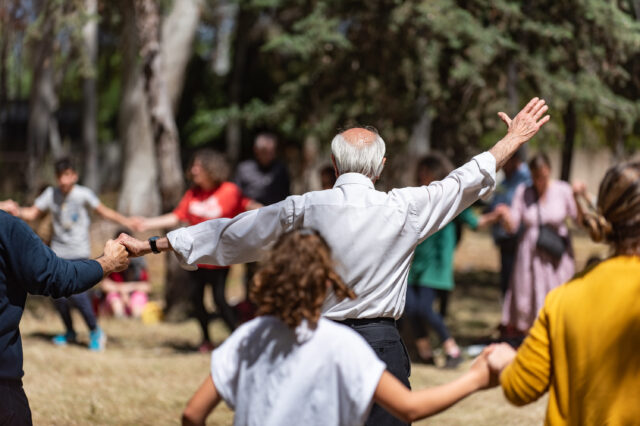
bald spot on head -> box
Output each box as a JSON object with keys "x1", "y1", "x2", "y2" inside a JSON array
[{"x1": 341, "y1": 128, "x2": 378, "y2": 147}]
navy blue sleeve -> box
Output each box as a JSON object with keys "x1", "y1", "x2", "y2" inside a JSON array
[{"x1": 2, "y1": 214, "x2": 103, "y2": 297}]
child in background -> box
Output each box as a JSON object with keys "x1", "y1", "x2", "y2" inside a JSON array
[
  {"x1": 2, "y1": 157, "x2": 136, "y2": 350},
  {"x1": 182, "y1": 229, "x2": 494, "y2": 426},
  {"x1": 101, "y1": 230, "x2": 150, "y2": 318},
  {"x1": 404, "y1": 153, "x2": 500, "y2": 367}
]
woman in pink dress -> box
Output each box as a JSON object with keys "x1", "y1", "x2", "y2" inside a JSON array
[{"x1": 496, "y1": 153, "x2": 582, "y2": 335}]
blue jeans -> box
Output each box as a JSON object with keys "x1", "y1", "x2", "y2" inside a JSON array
[
  {"x1": 54, "y1": 291, "x2": 97, "y2": 333},
  {"x1": 338, "y1": 318, "x2": 411, "y2": 426},
  {"x1": 404, "y1": 285, "x2": 451, "y2": 342}
]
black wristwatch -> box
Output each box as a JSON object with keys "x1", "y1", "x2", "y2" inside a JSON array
[{"x1": 148, "y1": 236, "x2": 160, "y2": 254}]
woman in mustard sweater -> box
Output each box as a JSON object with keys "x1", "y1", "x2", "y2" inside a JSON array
[{"x1": 487, "y1": 160, "x2": 640, "y2": 425}]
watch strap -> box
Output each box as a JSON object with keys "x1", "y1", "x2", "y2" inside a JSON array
[{"x1": 149, "y1": 236, "x2": 160, "y2": 254}]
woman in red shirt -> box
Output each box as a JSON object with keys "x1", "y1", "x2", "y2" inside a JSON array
[{"x1": 133, "y1": 149, "x2": 259, "y2": 352}]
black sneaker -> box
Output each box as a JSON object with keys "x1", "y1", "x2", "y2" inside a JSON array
[{"x1": 444, "y1": 354, "x2": 462, "y2": 369}]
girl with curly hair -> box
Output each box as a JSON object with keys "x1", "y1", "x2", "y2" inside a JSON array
[{"x1": 182, "y1": 229, "x2": 494, "y2": 426}]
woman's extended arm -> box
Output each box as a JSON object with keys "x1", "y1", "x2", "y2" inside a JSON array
[
  {"x1": 182, "y1": 375, "x2": 222, "y2": 426},
  {"x1": 132, "y1": 213, "x2": 181, "y2": 232}
]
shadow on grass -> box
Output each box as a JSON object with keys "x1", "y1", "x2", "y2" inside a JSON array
[{"x1": 160, "y1": 341, "x2": 201, "y2": 353}]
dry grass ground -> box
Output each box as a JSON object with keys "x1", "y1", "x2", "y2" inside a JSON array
[{"x1": 20, "y1": 224, "x2": 609, "y2": 425}]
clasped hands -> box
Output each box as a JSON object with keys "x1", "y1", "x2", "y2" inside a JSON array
[
  {"x1": 98, "y1": 234, "x2": 155, "y2": 275},
  {"x1": 467, "y1": 342, "x2": 518, "y2": 390}
]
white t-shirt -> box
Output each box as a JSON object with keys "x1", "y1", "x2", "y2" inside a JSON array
[
  {"x1": 211, "y1": 316, "x2": 386, "y2": 426},
  {"x1": 34, "y1": 185, "x2": 100, "y2": 259}
]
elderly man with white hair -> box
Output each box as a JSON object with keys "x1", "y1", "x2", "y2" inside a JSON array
[{"x1": 120, "y1": 98, "x2": 549, "y2": 426}]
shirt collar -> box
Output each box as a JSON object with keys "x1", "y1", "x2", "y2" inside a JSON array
[{"x1": 334, "y1": 173, "x2": 375, "y2": 189}]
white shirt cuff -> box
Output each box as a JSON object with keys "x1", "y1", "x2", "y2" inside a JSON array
[{"x1": 167, "y1": 228, "x2": 198, "y2": 271}]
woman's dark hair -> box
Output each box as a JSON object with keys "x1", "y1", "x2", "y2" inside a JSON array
[
  {"x1": 54, "y1": 157, "x2": 75, "y2": 177},
  {"x1": 581, "y1": 160, "x2": 640, "y2": 254},
  {"x1": 187, "y1": 149, "x2": 230, "y2": 186},
  {"x1": 416, "y1": 152, "x2": 454, "y2": 183},
  {"x1": 250, "y1": 229, "x2": 356, "y2": 328},
  {"x1": 528, "y1": 153, "x2": 551, "y2": 173}
]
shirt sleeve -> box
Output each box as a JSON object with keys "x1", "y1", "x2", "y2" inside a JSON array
[
  {"x1": 172, "y1": 190, "x2": 193, "y2": 222},
  {"x1": 217, "y1": 183, "x2": 246, "y2": 218},
  {"x1": 210, "y1": 322, "x2": 256, "y2": 409},
  {"x1": 338, "y1": 329, "x2": 387, "y2": 422},
  {"x1": 500, "y1": 290, "x2": 555, "y2": 406},
  {"x1": 167, "y1": 195, "x2": 305, "y2": 267},
  {"x1": 33, "y1": 187, "x2": 53, "y2": 212},
  {"x1": 83, "y1": 187, "x2": 101, "y2": 209},
  {"x1": 458, "y1": 208, "x2": 479, "y2": 230},
  {"x1": 396, "y1": 152, "x2": 496, "y2": 242},
  {"x1": 4, "y1": 216, "x2": 103, "y2": 297}
]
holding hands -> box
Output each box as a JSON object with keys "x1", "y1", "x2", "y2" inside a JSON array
[
  {"x1": 97, "y1": 239, "x2": 130, "y2": 276},
  {"x1": 115, "y1": 233, "x2": 152, "y2": 257},
  {"x1": 466, "y1": 342, "x2": 517, "y2": 391},
  {"x1": 0, "y1": 199, "x2": 19, "y2": 216}
]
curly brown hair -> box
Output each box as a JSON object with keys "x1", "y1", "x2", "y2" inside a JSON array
[
  {"x1": 580, "y1": 160, "x2": 640, "y2": 254},
  {"x1": 187, "y1": 149, "x2": 230, "y2": 186},
  {"x1": 250, "y1": 229, "x2": 356, "y2": 329}
]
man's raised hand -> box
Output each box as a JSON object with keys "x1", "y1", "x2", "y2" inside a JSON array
[
  {"x1": 498, "y1": 97, "x2": 550, "y2": 145},
  {"x1": 489, "y1": 97, "x2": 550, "y2": 169}
]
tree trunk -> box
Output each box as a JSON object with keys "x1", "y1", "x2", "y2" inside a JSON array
[
  {"x1": 211, "y1": 0, "x2": 238, "y2": 76},
  {"x1": 26, "y1": 1, "x2": 58, "y2": 197},
  {"x1": 560, "y1": 101, "x2": 576, "y2": 182},
  {"x1": 607, "y1": 119, "x2": 626, "y2": 163},
  {"x1": 408, "y1": 96, "x2": 431, "y2": 157},
  {"x1": 631, "y1": 0, "x2": 640, "y2": 19},
  {"x1": 118, "y1": 0, "x2": 161, "y2": 216},
  {"x1": 225, "y1": 9, "x2": 252, "y2": 164},
  {"x1": 134, "y1": 0, "x2": 184, "y2": 212},
  {"x1": 82, "y1": 0, "x2": 100, "y2": 191},
  {"x1": 161, "y1": 0, "x2": 202, "y2": 112}
]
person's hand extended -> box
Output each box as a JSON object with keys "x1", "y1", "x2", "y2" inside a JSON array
[
  {"x1": 489, "y1": 97, "x2": 551, "y2": 170},
  {"x1": 97, "y1": 239, "x2": 130, "y2": 276},
  {"x1": 116, "y1": 233, "x2": 151, "y2": 257},
  {"x1": 468, "y1": 345, "x2": 501, "y2": 390},
  {"x1": 487, "y1": 342, "x2": 517, "y2": 377},
  {"x1": 498, "y1": 97, "x2": 550, "y2": 145}
]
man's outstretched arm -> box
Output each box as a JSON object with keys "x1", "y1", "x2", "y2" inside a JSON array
[
  {"x1": 3, "y1": 214, "x2": 129, "y2": 298},
  {"x1": 118, "y1": 197, "x2": 302, "y2": 267}
]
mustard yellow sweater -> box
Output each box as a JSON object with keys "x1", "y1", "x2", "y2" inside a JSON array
[{"x1": 500, "y1": 256, "x2": 640, "y2": 425}]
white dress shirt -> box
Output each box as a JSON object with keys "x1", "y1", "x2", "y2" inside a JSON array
[{"x1": 168, "y1": 152, "x2": 497, "y2": 320}]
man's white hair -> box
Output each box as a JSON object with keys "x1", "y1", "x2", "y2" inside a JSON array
[{"x1": 330, "y1": 130, "x2": 386, "y2": 179}]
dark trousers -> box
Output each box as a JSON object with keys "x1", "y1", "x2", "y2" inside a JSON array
[
  {"x1": 338, "y1": 318, "x2": 411, "y2": 426},
  {"x1": 435, "y1": 289, "x2": 449, "y2": 318},
  {"x1": 498, "y1": 238, "x2": 519, "y2": 295},
  {"x1": 53, "y1": 291, "x2": 97, "y2": 334},
  {"x1": 404, "y1": 286, "x2": 451, "y2": 342},
  {"x1": 0, "y1": 380, "x2": 32, "y2": 426},
  {"x1": 191, "y1": 268, "x2": 236, "y2": 342}
]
